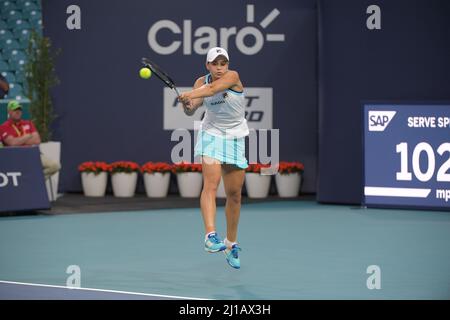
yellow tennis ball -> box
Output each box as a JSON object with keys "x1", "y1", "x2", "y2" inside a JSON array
[{"x1": 139, "y1": 67, "x2": 152, "y2": 79}]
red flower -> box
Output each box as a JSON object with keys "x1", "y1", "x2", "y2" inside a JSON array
[
  {"x1": 78, "y1": 161, "x2": 111, "y2": 174},
  {"x1": 277, "y1": 161, "x2": 305, "y2": 175},
  {"x1": 109, "y1": 161, "x2": 140, "y2": 174},
  {"x1": 141, "y1": 162, "x2": 173, "y2": 174},
  {"x1": 245, "y1": 163, "x2": 271, "y2": 173},
  {"x1": 171, "y1": 161, "x2": 202, "y2": 173}
]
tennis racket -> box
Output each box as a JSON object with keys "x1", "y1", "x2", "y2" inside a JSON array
[{"x1": 141, "y1": 57, "x2": 195, "y2": 116}]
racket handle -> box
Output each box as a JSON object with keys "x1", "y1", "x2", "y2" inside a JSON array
[
  {"x1": 184, "y1": 107, "x2": 196, "y2": 116},
  {"x1": 182, "y1": 101, "x2": 196, "y2": 116}
]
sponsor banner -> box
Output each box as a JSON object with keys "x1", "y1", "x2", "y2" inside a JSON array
[
  {"x1": 164, "y1": 87, "x2": 272, "y2": 130},
  {"x1": 0, "y1": 146, "x2": 50, "y2": 212},
  {"x1": 363, "y1": 104, "x2": 450, "y2": 209},
  {"x1": 42, "y1": 0, "x2": 317, "y2": 193},
  {"x1": 147, "y1": 4, "x2": 286, "y2": 56}
]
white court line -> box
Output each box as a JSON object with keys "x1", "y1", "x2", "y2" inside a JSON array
[
  {"x1": 0, "y1": 280, "x2": 209, "y2": 300},
  {"x1": 364, "y1": 187, "x2": 431, "y2": 198}
]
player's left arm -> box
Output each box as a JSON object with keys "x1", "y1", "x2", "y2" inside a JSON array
[{"x1": 180, "y1": 71, "x2": 240, "y2": 100}]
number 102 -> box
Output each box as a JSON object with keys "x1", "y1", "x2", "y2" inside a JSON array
[{"x1": 396, "y1": 142, "x2": 450, "y2": 182}]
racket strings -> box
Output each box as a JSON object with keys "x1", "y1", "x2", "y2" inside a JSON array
[{"x1": 142, "y1": 58, "x2": 176, "y2": 89}]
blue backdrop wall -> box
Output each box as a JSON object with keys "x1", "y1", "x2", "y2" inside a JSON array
[
  {"x1": 317, "y1": 0, "x2": 450, "y2": 204},
  {"x1": 42, "y1": 0, "x2": 319, "y2": 194},
  {"x1": 41, "y1": 0, "x2": 450, "y2": 204}
]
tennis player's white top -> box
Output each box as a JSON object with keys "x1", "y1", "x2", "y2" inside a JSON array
[{"x1": 200, "y1": 73, "x2": 249, "y2": 138}]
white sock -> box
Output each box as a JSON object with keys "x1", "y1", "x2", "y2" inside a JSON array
[
  {"x1": 224, "y1": 238, "x2": 237, "y2": 248},
  {"x1": 205, "y1": 231, "x2": 216, "y2": 241}
]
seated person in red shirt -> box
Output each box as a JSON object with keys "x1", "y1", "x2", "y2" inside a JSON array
[{"x1": 1, "y1": 100, "x2": 61, "y2": 178}]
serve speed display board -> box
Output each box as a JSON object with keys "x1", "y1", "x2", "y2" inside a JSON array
[{"x1": 364, "y1": 104, "x2": 450, "y2": 210}]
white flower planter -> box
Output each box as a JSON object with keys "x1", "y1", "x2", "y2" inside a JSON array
[
  {"x1": 275, "y1": 173, "x2": 302, "y2": 197},
  {"x1": 81, "y1": 172, "x2": 108, "y2": 197},
  {"x1": 216, "y1": 178, "x2": 226, "y2": 198},
  {"x1": 245, "y1": 173, "x2": 271, "y2": 198},
  {"x1": 143, "y1": 172, "x2": 171, "y2": 198},
  {"x1": 111, "y1": 172, "x2": 138, "y2": 197},
  {"x1": 39, "y1": 141, "x2": 61, "y2": 201},
  {"x1": 177, "y1": 172, "x2": 203, "y2": 198}
]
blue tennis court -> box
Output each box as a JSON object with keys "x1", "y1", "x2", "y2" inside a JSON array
[{"x1": 1, "y1": 200, "x2": 449, "y2": 300}]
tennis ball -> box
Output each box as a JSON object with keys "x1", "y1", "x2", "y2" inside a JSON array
[{"x1": 139, "y1": 67, "x2": 152, "y2": 79}]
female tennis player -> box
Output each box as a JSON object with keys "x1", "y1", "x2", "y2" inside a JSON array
[{"x1": 178, "y1": 47, "x2": 248, "y2": 269}]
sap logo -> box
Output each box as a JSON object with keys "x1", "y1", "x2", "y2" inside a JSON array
[
  {"x1": 0, "y1": 172, "x2": 21, "y2": 187},
  {"x1": 148, "y1": 5, "x2": 285, "y2": 56},
  {"x1": 368, "y1": 111, "x2": 396, "y2": 131}
]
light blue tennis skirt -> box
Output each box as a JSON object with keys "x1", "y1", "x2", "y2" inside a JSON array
[{"x1": 194, "y1": 131, "x2": 248, "y2": 169}]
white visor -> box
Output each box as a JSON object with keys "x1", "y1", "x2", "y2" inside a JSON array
[{"x1": 206, "y1": 47, "x2": 229, "y2": 63}]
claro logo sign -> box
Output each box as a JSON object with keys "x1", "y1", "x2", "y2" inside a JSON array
[{"x1": 148, "y1": 4, "x2": 285, "y2": 55}]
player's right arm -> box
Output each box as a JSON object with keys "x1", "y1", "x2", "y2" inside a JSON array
[
  {"x1": 189, "y1": 76, "x2": 205, "y2": 110},
  {"x1": 180, "y1": 76, "x2": 205, "y2": 116}
]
